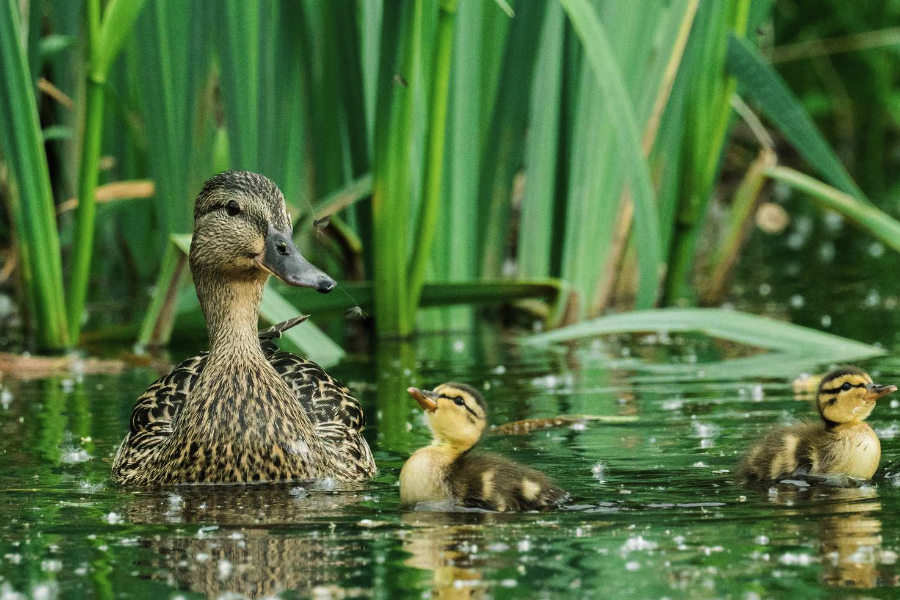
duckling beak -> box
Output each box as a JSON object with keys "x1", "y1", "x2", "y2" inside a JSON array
[
  {"x1": 407, "y1": 387, "x2": 438, "y2": 412},
  {"x1": 258, "y1": 225, "x2": 336, "y2": 293},
  {"x1": 865, "y1": 383, "x2": 897, "y2": 402}
]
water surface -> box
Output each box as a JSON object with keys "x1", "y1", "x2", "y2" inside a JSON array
[{"x1": 3, "y1": 321, "x2": 900, "y2": 599}]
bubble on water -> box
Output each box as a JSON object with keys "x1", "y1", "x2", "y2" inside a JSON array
[
  {"x1": 865, "y1": 289, "x2": 881, "y2": 307},
  {"x1": 79, "y1": 481, "x2": 104, "y2": 493},
  {"x1": 104, "y1": 512, "x2": 123, "y2": 524},
  {"x1": 692, "y1": 422, "x2": 719, "y2": 438},
  {"x1": 869, "y1": 242, "x2": 885, "y2": 258},
  {"x1": 662, "y1": 399, "x2": 683, "y2": 411},
  {"x1": 500, "y1": 579, "x2": 517, "y2": 588},
  {"x1": 570, "y1": 422, "x2": 586, "y2": 431},
  {"x1": 819, "y1": 242, "x2": 835, "y2": 262},
  {"x1": 755, "y1": 535, "x2": 769, "y2": 545},
  {"x1": 624, "y1": 561, "x2": 641, "y2": 571},
  {"x1": 196, "y1": 525, "x2": 218, "y2": 538},
  {"x1": 620, "y1": 536, "x2": 657, "y2": 555},
  {"x1": 30, "y1": 582, "x2": 58, "y2": 600},
  {"x1": 493, "y1": 365, "x2": 506, "y2": 375},
  {"x1": 40, "y1": 560, "x2": 62, "y2": 572},
  {"x1": 591, "y1": 463, "x2": 606, "y2": 483},
  {"x1": 750, "y1": 385, "x2": 764, "y2": 401},
  {"x1": 453, "y1": 340, "x2": 466, "y2": 353},
  {"x1": 876, "y1": 424, "x2": 900, "y2": 440},
  {"x1": 821, "y1": 315, "x2": 832, "y2": 328},
  {"x1": 0, "y1": 390, "x2": 12, "y2": 410},
  {"x1": 289, "y1": 486, "x2": 308, "y2": 499},
  {"x1": 779, "y1": 553, "x2": 813, "y2": 566},
  {"x1": 61, "y1": 378, "x2": 75, "y2": 394},
  {"x1": 758, "y1": 283, "x2": 771, "y2": 297},
  {"x1": 692, "y1": 462, "x2": 707, "y2": 468},
  {"x1": 532, "y1": 375, "x2": 558, "y2": 388},
  {"x1": 195, "y1": 552, "x2": 211, "y2": 563},
  {"x1": 314, "y1": 477, "x2": 336, "y2": 492},
  {"x1": 517, "y1": 539, "x2": 531, "y2": 552},
  {"x1": 891, "y1": 400, "x2": 900, "y2": 409},
  {"x1": 767, "y1": 487, "x2": 778, "y2": 498},
  {"x1": 789, "y1": 294, "x2": 805, "y2": 309},
  {"x1": 167, "y1": 494, "x2": 184, "y2": 510},
  {"x1": 880, "y1": 550, "x2": 898, "y2": 564}
]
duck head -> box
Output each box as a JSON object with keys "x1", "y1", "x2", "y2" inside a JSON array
[
  {"x1": 816, "y1": 366, "x2": 896, "y2": 426},
  {"x1": 407, "y1": 383, "x2": 488, "y2": 450},
  {"x1": 189, "y1": 171, "x2": 335, "y2": 293}
]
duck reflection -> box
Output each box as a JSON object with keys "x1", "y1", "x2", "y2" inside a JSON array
[
  {"x1": 401, "y1": 510, "x2": 530, "y2": 600},
  {"x1": 767, "y1": 484, "x2": 896, "y2": 589},
  {"x1": 123, "y1": 483, "x2": 373, "y2": 598}
]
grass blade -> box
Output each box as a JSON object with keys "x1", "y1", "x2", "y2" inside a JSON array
[
  {"x1": 0, "y1": 0, "x2": 69, "y2": 348},
  {"x1": 726, "y1": 34, "x2": 865, "y2": 200},
  {"x1": 558, "y1": 0, "x2": 661, "y2": 308},
  {"x1": 407, "y1": 0, "x2": 457, "y2": 315},
  {"x1": 765, "y1": 165, "x2": 900, "y2": 254},
  {"x1": 523, "y1": 307, "x2": 883, "y2": 358}
]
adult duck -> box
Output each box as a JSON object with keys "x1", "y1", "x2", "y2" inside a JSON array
[{"x1": 112, "y1": 171, "x2": 376, "y2": 485}]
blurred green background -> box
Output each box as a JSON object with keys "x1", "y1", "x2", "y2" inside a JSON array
[{"x1": 2, "y1": 0, "x2": 900, "y2": 362}]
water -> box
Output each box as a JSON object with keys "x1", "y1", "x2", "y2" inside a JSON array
[{"x1": 4, "y1": 321, "x2": 900, "y2": 600}]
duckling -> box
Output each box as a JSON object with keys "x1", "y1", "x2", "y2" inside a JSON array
[
  {"x1": 400, "y1": 383, "x2": 566, "y2": 511},
  {"x1": 112, "y1": 171, "x2": 376, "y2": 485},
  {"x1": 739, "y1": 367, "x2": 896, "y2": 483}
]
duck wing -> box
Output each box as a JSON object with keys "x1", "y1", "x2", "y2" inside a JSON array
[
  {"x1": 265, "y1": 344, "x2": 376, "y2": 481},
  {"x1": 111, "y1": 353, "x2": 207, "y2": 483},
  {"x1": 449, "y1": 452, "x2": 567, "y2": 511}
]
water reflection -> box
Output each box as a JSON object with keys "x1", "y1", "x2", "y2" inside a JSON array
[
  {"x1": 123, "y1": 485, "x2": 371, "y2": 598},
  {"x1": 767, "y1": 484, "x2": 896, "y2": 589},
  {"x1": 401, "y1": 512, "x2": 494, "y2": 600}
]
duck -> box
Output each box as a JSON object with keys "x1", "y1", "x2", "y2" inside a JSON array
[
  {"x1": 112, "y1": 171, "x2": 376, "y2": 485},
  {"x1": 738, "y1": 366, "x2": 896, "y2": 483},
  {"x1": 400, "y1": 382, "x2": 567, "y2": 511}
]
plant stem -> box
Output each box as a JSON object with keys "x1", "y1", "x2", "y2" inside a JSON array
[
  {"x1": 66, "y1": 78, "x2": 104, "y2": 342},
  {"x1": 407, "y1": 0, "x2": 456, "y2": 315}
]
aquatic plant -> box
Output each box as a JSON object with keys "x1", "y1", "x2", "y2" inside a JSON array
[{"x1": 1, "y1": 0, "x2": 899, "y2": 357}]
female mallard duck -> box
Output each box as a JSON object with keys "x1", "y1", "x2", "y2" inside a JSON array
[
  {"x1": 112, "y1": 171, "x2": 376, "y2": 485},
  {"x1": 400, "y1": 383, "x2": 566, "y2": 511},
  {"x1": 739, "y1": 366, "x2": 896, "y2": 483}
]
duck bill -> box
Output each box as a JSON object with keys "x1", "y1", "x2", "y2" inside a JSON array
[
  {"x1": 407, "y1": 387, "x2": 438, "y2": 412},
  {"x1": 258, "y1": 225, "x2": 335, "y2": 293},
  {"x1": 865, "y1": 383, "x2": 897, "y2": 402}
]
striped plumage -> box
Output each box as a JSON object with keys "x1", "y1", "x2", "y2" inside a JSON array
[
  {"x1": 738, "y1": 367, "x2": 896, "y2": 483},
  {"x1": 400, "y1": 383, "x2": 567, "y2": 511},
  {"x1": 112, "y1": 172, "x2": 375, "y2": 485}
]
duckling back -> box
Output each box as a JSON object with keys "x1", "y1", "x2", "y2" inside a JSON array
[{"x1": 448, "y1": 453, "x2": 567, "y2": 511}]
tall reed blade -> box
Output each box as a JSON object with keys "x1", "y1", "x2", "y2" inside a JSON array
[
  {"x1": 0, "y1": 0, "x2": 69, "y2": 349},
  {"x1": 558, "y1": 0, "x2": 662, "y2": 309}
]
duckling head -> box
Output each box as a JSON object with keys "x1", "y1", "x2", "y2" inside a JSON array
[
  {"x1": 190, "y1": 171, "x2": 335, "y2": 292},
  {"x1": 816, "y1": 367, "x2": 896, "y2": 425},
  {"x1": 407, "y1": 383, "x2": 487, "y2": 450}
]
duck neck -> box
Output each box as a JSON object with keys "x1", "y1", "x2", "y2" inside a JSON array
[
  {"x1": 195, "y1": 270, "x2": 267, "y2": 361},
  {"x1": 431, "y1": 436, "x2": 476, "y2": 458}
]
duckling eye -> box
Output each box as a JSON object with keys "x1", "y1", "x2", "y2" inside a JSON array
[
  {"x1": 226, "y1": 200, "x2": 241, "y2": 216},
  {"x1": 841, "y1": 382, "x2": 852, "y2": 391},
  {"x1": 453, "y1": 397, "x2": 465, "y2": 406}
]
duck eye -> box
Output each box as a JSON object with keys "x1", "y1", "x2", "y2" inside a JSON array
[
  {"x1": 453, "y1": 397, "x2": 465, "y2": 406},
  {"x1": 226, "y1": 200, "x2": 241, "y2": 216},
  {"x1": 841, "y1": 382, "x2": 852, "y2": 391}
]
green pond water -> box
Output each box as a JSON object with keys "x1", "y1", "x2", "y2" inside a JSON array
[
  {"x1": 5, "y1": 219, "x2": 900, "y2": 599},
  {"x1": 4, "y1": 324, "x2": 900, "y2": 600}
]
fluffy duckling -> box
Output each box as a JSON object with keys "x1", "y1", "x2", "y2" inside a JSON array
[
  {"x1": 400, "y1": 383, "x2": 567, "y2": 511},
  {"x1": 739, "y1": 367, "x2": 896, "y2": 483}
]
